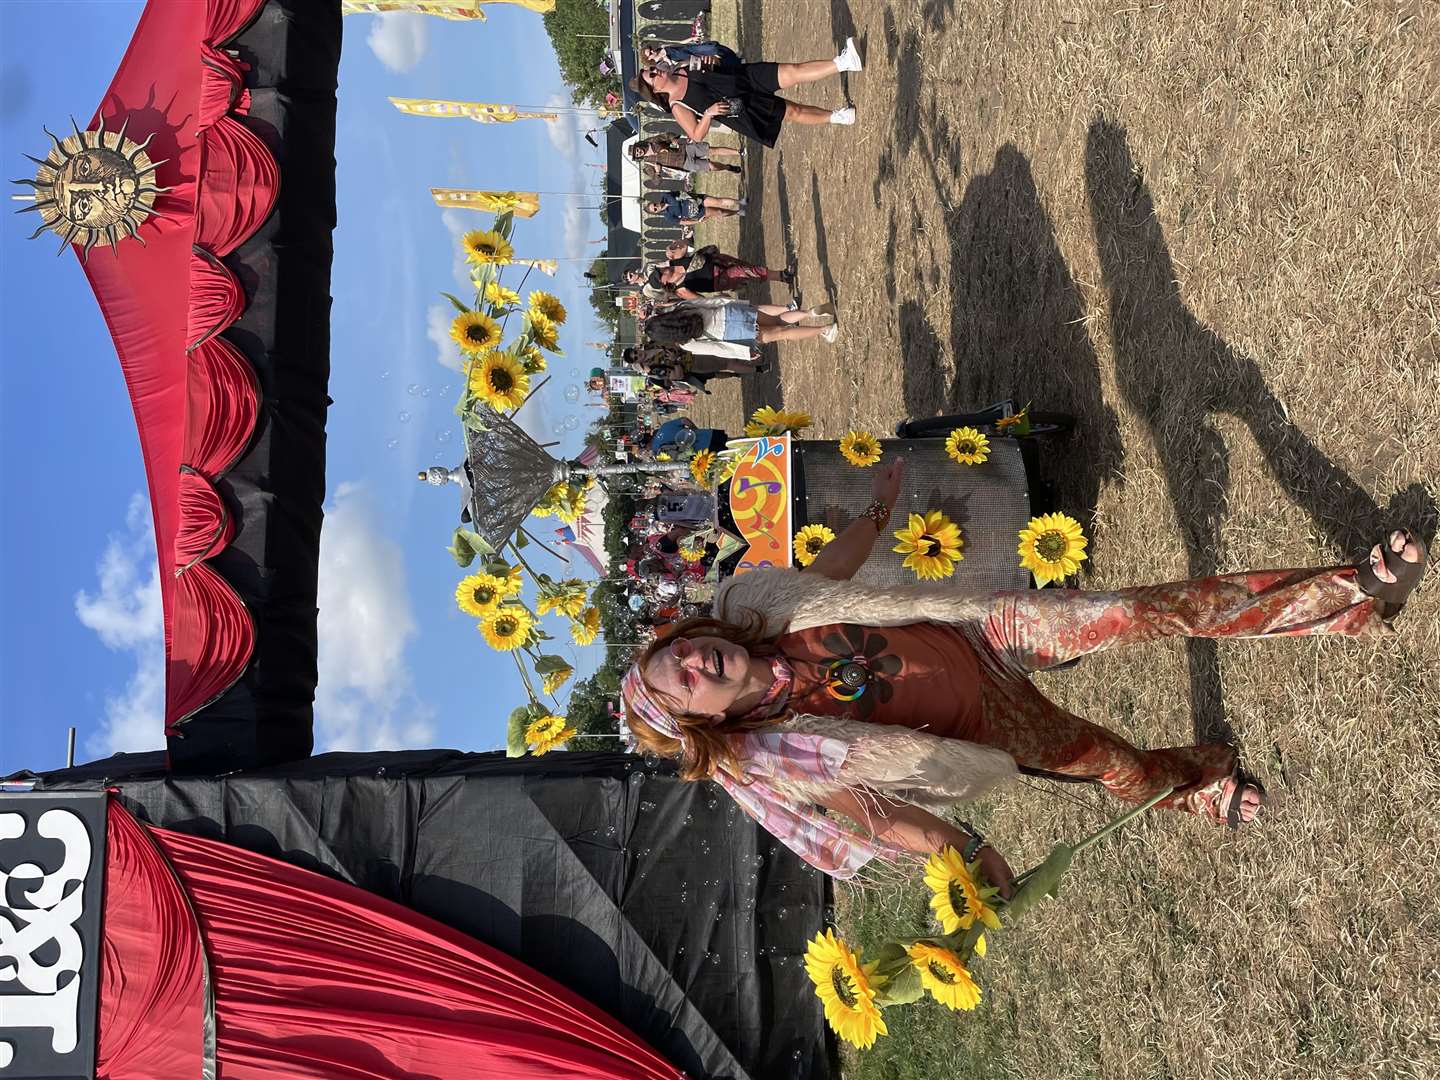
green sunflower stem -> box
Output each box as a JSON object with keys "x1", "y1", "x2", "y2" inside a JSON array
[
  {"x1": 510, "y1": 650, "x2": 539, "y2": 702},
  {"x1": 506, "y1": 541, "x2": 545, "y2": 582},
  {"x1": 518, "y1": 525, "x2": 568, "y2": 563},
  {"x1": 1008, "y1": 784, "x2": 1175, "y2": 891}
]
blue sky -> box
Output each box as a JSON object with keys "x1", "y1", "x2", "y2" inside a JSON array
[{"x1": 0, "y1": 3, "x2": 612, "y2": 772}]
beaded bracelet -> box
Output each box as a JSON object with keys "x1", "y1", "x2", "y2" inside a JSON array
[{"x1": 860, "y1": 499, "x2": 891, "y2": 532}]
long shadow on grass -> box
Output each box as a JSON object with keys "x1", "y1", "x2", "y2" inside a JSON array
[{"x1": 1084, "y1": 119, "x2": 1437, "y2": 743}]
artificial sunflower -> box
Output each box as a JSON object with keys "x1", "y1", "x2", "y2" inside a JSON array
[
  {"x1": 923, "y1": 846, "x2": 1002, "y2": 935},
  {"x1": 518, "y1": 343, "x2": 547, "y2": 374},
  {"x1": 462, "y1": 229, "x2": 514, "y2": 266},
  {"x1": 469, "y1": 351, "x2": 530, "y2": 412},
  {"x1": 454, "y1": 573, "x2": 507, "y2": 617},
  {"x1": 1017, "y1": 511, "x2": 1089, "y2": 587},
  {"x1": 570, "y1": 606, "x2": 601, "y2": 645},
  {"x1": 479, "y1": 606, "x2": 534, "y2": 651},
  {"x1": 678, "y1": 540, "x2": 707, "y2": 562},
  {"x1": 494, "y1": 562, "x2": 525, "y2": 597},
  {"x1": 906, "y1": 942, "x2": 981, "y2": 1011},
  {"x1": 484, "y1": 282, "x2": 521, "y2": 309},
  {"x1": 804, "y1": 929, "x2": 887, "y2": 1050},
  {"x1": 554, "y1": 483, "x2": 588, "y2": 525},
  {"x1": 893, "y1": 511, "x2": 964, "y2": 580},
  {"x1": 524, "y1": 714, "x2": 577, "y2": 755},
  {"x1": 793, "y1": 523, "x2": 836, "y2": 567},
  {"x1": 541, "y1": 662, "x2": 575, "y2": 695},
  {"x1": 744, "y1": 405, "x2": 812, "y2": 437},
  {"x1": 527, "y1": 310, "x2": 562, "y2": 353},
  {"x1": 944, "y1": 426, "x2": 991, "y2": 466},
  {"x1": 528, "y1": 290, "x2": 568, "y2": 325},
  {"x1": 839, "y1": 430, "x2": 882, "y2": 467},
  {"x1": 689, "y1": 449, "x2": 716, "y2": 485},
  {"x1": 994, "y1": 407, "x2": 1031, "y2": 435},
  {"x1": 450, "y1": 310, "x2": 503, "y2": 355},
  {"x1": 537, "y1": 582, "x2": 588, "y2": 618}
]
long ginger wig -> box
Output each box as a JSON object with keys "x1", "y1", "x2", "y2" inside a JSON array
[{"x1": 624, "y1": 614, "x2": 781, "y2": 782}]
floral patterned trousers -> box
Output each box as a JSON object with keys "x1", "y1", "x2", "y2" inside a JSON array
[{"x1": 967, "y1": 566, "x2": 1382, "y2": 819}]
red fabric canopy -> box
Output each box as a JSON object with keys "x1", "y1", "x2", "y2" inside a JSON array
[
  {"x1": 97, "y1": 801, "x2": 684, "y2": 1080},
  {"x1": 80, "y1": 0, "x2": 273, "y2": 732}
]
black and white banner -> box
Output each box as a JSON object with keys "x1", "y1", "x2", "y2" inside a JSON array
[{"x1": 0, "y1": 792, "x2": 106, "y2": 1079}]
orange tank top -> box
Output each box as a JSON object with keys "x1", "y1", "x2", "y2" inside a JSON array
[{"x1": 774, "y1": 622, "x2": 984, "y2": 740}]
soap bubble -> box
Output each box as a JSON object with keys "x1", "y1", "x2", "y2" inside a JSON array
[
  {"x1": 398, "y1": 411, "x2": 411, "y2": 423},
  {"x1": 437, "y1": 429, "x2": 453, "y2": 443},
  {"x1": 406, "y1": 383, "x2": 420, "y2": 396},
  {"x1": 563, "y1": 415, "x2": 580, "y2": 431},
  {"x1": 385, "y1": 438, "x2": 399, "y2": 450},
  {"x1": 563, "y1": 384, "x2": 582, "y2": 403}
]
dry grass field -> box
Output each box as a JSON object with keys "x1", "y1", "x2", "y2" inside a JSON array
[{"x1": 679, "y1": 1, "x2": 1440, "y2": 1077}]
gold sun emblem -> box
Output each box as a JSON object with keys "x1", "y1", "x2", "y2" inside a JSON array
[{"x1": 12, "y1": 115, "x2": 169, "y2": 261}]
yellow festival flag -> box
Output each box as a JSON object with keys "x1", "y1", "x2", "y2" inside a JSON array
[
  {"x1": 390, "y1": 99, "x2": 557, "y2": 123},
  {"x1": 431, "y1": 189, "x2": 541, "y2": 218},
  {"x1": 341, "y1": 1, "x2": 555, "y2": 19}
]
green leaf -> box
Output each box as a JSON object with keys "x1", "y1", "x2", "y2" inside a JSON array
[
  {"x1": 533, "y1": 654, "x2": 571, "y2": 675},
  {"x1": 494, "y1": 210, "x2": 515, "y2": 239},
  {"x1": 441, "y1": 292, "x2": 471, "y2": 315},
  {"x1": 447, "y1": 528, "x2": 492, "y2": 568},
  {"x1": 461, "y1": 407, "x2": 491, "y2": 433},
  {"x1": 873, "y1": 961, "x2": 924, "y2": 1007},
  {"x1": 1002, "y1": 843, "x2": 1074, "y2": 922},
  {"x1": 513, "y1": 529, "x2": 529, "y2": 549},
  {"x1": 467, "y1": 264, "x2": 495, "y2": 298},
  {"x1": 506, "y1": 703, "x2": 538, "y2": 758}
]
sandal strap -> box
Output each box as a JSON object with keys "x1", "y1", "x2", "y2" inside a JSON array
[{"x1": 1354, "y1": 529, "x2": 1427, "y2": 613}]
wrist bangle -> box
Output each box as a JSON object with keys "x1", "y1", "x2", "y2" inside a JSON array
[{"x1": 860, "y1": 499, "x2": 891, "y2": 532}]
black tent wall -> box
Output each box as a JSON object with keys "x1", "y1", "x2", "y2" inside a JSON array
[{"x1": 29, "y1": 750, "x2": 838, "y2": 1080}]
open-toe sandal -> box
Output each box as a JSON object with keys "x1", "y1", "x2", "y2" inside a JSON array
[
  {"x1": 1201, "y1": 768, "x2": 1268, "y2": 830},
  {"x1": 1354, "y1": 528, "x2": 1427, "y2": 620}
]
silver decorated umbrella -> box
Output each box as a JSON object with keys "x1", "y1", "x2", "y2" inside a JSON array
[{"x1": 420, "y1": 404, "x2": 689, "y2": 549}]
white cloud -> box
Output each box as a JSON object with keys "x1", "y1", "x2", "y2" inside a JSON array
[
  {"x1": 543, "y1": 94, "x2": 586, "y2": 163},
  {"x1": 75, "y1": 487, "x2": 435, "y2": 760},
  {"x1": 75, "y1": 494, "x2": 165, "y2": 757},
  {"x1": 540, "y1": 95, "x2": 598, "y2": 261},
  {"x1": 314, "y1": 483, "x2": 435, "y2": 752},
  {"x1": 366, "y1": 12, "x2": 430, "y2": 73},
  {"x1": 440, "y1": 207, "x2": 473, "y2": 289},
  {"x1": 427, "y1": 303, "x2": 465, "y2": 371}
]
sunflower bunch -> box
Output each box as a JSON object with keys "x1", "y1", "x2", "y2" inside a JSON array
[
  {"x1": 744, "y1": 405, "x2": 812, "y2": 438},
  {"x1": 523, "y1": 713, "x2": 577, "y2": 755},
  {"x1": 445, "y1": 211, "x2": 572, "y2": 428},
  {"x1": 535, "y1": 577, "x2": 590, "y2": 619},
  {"x1": 810, "y1": 784, "x2": 1179, "y2": 1051},
  {"x1": 804, "y1": 848, "x2": 998, "y2": 1049}
]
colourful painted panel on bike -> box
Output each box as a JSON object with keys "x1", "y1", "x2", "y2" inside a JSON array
[{"x1": 727, "y1": 435, "x2": 792, "y2": 573}]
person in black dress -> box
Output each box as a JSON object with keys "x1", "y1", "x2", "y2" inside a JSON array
[{"x1": 630, "y1": 36, "x2": 863, "y2": 149}]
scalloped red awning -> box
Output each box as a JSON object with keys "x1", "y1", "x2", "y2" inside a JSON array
[
  {"x1": 98, "y1": 800, "x2": 684, "y2": 1080},
  {"x1": 78, "y1": 0, "x2": 272, "y2": 730}
]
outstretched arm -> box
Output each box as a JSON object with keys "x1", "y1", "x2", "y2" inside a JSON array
[
  {"x1": 803, "y1": 457, "x2": 905, "y2": 581},
  {"x1": 817, "y1": 785, "x2": 1014, "y2": 896}
]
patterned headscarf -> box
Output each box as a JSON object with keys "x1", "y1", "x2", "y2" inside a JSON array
[{"x1": 621, "y1": 662, "x2": 911, "y2": 880}]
